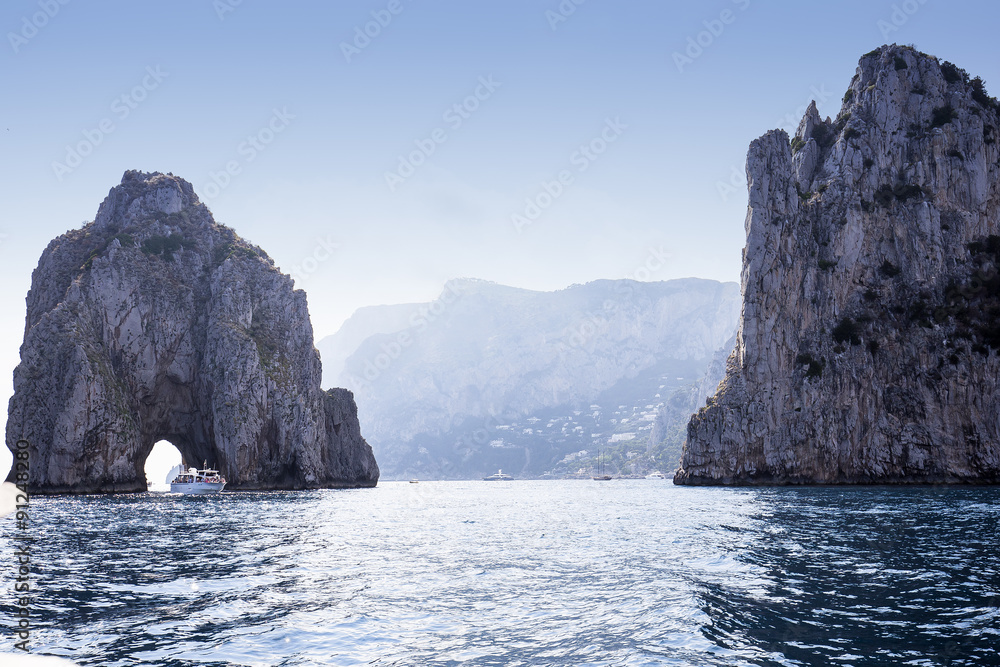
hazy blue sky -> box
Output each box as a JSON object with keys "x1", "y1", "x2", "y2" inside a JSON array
[{"x1": 2, "y1": 1, "x2": 999, "y2": 472}]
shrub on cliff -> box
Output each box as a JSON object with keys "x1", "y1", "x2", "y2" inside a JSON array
[
  {"x1": 931, "y1": 105, "x2": 958, "y2": 128},
  {"x1": 141, "y1": 233, "x2": 195, "y2": 261},
  {"x1": 832, "y1": 318, "x2": 861, "y2": 345}
]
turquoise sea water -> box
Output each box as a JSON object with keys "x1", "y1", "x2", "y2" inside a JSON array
[{"x1": 2, "y1": 481, "x2": 998, "y2": 666}]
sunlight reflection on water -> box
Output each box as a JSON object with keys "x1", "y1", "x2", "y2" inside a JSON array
[{"x1": 1, "y1": 482, "x2": 997, "y2": 666}]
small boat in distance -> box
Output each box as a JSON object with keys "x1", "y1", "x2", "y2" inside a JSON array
[
  {"x1": 409, "y1": 479, "x2": 419, "y2": 484},
  {"x1": 593, "y1": 449, "x2": 612, "y2": 481},
  {"x1": 170, "y1": 461, "x2": 226, "y2": 495},
  {"x1": 483, "y1": 469, "x2": 513, "y2": 481},
  {"x1": 645, "y1": 471, "x2": 666, "y2": 479}
]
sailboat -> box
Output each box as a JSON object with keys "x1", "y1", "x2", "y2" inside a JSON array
[{"x1": 592, "y1": 449, "x2": 612, "y2": 481}]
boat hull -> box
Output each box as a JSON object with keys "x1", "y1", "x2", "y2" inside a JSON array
[{"x1": 170, "y1": 482, "x2": 226, "y2": 495}]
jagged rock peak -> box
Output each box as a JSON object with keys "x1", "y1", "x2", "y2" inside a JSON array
[
  {"x1": 6, "y1": 171, "x2": 379, "y2": 493},
  {"x1": 794, "y1": 100, "x2": 822, "y2": 143},
  {"x1": 788, "y1": 44, "x2": 999, "y2": 194},
  {"x1": 94, "y1": 170, "x2": 208, "y2": 231},
  {"x1": 675, "y1": 46, "x2": 1000, "y2": 486}
]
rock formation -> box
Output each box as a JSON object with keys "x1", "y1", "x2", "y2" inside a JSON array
[
  {"x1": 676, "y1": 45, "x2": 1000, "y2": 485},
  {"x1": 5, "y1": 171, "x2": 379, "y2": 493}
]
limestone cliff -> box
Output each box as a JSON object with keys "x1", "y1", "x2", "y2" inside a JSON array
[
  {"x1": 5, "y1": 171, "x2": 378, "y2": 493},
  {"x1": 676, "y1": 46, "x2": 1000, "y2": 485}
]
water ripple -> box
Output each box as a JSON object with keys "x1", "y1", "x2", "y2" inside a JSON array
[{"x1": 0, "y1": 483, "x2": 997, "y2": 666}]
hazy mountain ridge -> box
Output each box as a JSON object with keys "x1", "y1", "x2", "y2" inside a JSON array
[
  {"x1": 318, "y1": 302, "x2": 420, "y2": 381},
  {"x1": 647, "y1": 331, "x2": 737, "y2": 471},
  {"x1": 320, "y1": 278, "x2": 740, "y2": 478}
]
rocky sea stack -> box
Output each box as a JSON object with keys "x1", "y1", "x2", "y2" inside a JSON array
[
  {"x1": 676, "y1": 45, "x2": 1000, "y2": 485},
  {"x1": 5, "y1": 171, "x2": 379, "y2": 493}
]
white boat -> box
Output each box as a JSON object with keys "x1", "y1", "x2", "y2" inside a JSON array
[
  {"x1": 483, "y1": 469, "x2": 513, "y2": 481},
  {"x1": 170, "y1": 463, "x2": 226, "y2": 494},
  {"x1": 645, "y1": 471, "x2": 666, "y2": 479}
]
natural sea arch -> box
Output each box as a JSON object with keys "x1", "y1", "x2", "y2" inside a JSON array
[
  {"x1": 5, "y1": 171, "x2": 379, "y2": 493},
  {"x1": 144, "y1": 441, "x2": 184, "y2": 489},
  {"x1": 134, "y1": 427, "x2": 226, "y2": 492}
]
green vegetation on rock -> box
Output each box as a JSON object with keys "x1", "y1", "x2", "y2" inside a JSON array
[{"x1": 141, "y1": 233, "x2": 195, "y2": 261}]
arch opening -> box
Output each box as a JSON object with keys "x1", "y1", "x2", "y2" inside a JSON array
[{"x1": 144, "y1": 440, "x2": 183, "y2": 491}]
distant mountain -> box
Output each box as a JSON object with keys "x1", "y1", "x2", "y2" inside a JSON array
[
  {"x1": 647, "y1": 332, "x2": 737, "y2": 473},
  {"x1": 318, "y1": 278, "x2": 740, "y2": 479},
  {"x1": 318, "y1": 303, "x2": 417, "y2": 382}
]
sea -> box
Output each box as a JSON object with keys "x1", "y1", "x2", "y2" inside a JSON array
[{"x1": 2, "y1": 481, "x2": 998, "y2": 666}]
